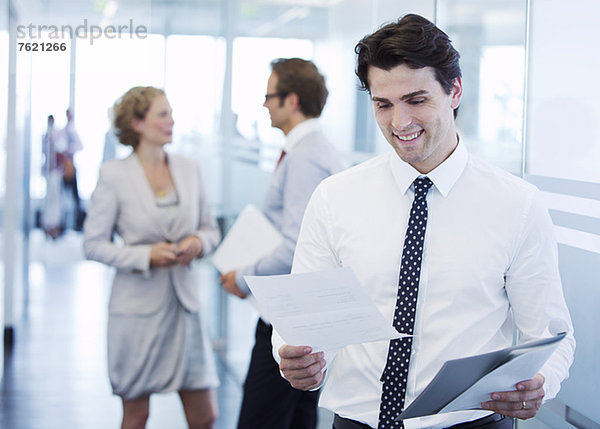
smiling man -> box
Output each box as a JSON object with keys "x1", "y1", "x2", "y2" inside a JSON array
[{"x1": 273, "y1": 14, "x2": 575, "y2": 429}]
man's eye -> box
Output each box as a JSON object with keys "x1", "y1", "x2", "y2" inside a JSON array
[
  {"x1": 408, "y1": 99, "x2": 425, "y2": 105},
  {"x1": 376, "y1": 103, "x2": 391, "y2": 110}
]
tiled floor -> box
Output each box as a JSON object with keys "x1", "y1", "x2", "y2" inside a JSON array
[{"x1": 1, "y1": 230, "x2": 333, "y2": 428}]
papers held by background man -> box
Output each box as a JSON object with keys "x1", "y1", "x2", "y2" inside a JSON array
[
  {"x1": 244, "y1": 267, "x2": 407, "y2": 352},
  {"x1": 396, "y1": 333, "x2": 566, "y2": 421},
  {"x1": 211, "y1": 204, "x2": 283, "y2": 274}
]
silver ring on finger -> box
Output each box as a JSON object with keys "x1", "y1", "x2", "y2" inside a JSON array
[{"x1": 521, "y1": 401, "x2": 527, "y2": 410}]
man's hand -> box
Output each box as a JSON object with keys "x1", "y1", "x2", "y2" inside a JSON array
[
  {"x1": 481, "y1": 373, "x2": 545, "y2": 419},
  {"x1": 219, "y1": 271, "x2": 248, "y2": 299},
  {"x1": 150, "y1": 242, "x2": 179, "y2": 268},
  {"x1": 175, "y1": 235, "x2": 203, "y2": 265},
  {"x1": 278, "y1": 345, "x2": 326, "y2": 390}
]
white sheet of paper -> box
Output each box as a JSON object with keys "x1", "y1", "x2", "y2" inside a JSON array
[
  {"x1": 244, "y1": 267, "x2": 405, "y2": 352},
  {"x1": 211, "y1": 204, "x2": 283, "y2": 274}
]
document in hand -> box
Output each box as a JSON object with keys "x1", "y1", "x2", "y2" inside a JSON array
[
  {"x1": 396, "y1": 333, "x2": 566, "y2": 421},
  {"x1": 211, "y1": 204, "x2": 283, "y2": 274},
  {"x1": 244, "y1": 267, "x2": 406, "y2": 352}
]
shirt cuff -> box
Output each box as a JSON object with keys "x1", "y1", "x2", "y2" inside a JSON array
[
  {"x1": 235, "y1": 265, "x2": 255, "y2": 296},
  {"x1": 194, "y1": 231, "x2": 212, "y2": 256}
]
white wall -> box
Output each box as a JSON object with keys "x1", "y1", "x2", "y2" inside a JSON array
[
  {"x1": 0, "y1": 0, "x2": 9, "y2": 378},
  {"x1": 3, "y1": 6, "x2": 28, "y2": 337},
  {"x1": 523, "y1": 0, "x2": 600, "y2": 427},
  {"x1": 526, "y1": 1, "x2": 600, "y2": 183}
]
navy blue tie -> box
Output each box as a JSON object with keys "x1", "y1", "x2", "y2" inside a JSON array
[{"x1": 378, "y1": 177, "x2": 433, "y2": 428}]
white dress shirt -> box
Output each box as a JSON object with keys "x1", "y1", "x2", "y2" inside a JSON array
[
  {"x1": 281, "y1": 117, "x2": 321, "y2": 152},
  {"x1": 235, "y1": 118, "x2": 344, "y2": 293},
  {"x1": 273, "y1": 141, "x2": 575, "y2": 428}
]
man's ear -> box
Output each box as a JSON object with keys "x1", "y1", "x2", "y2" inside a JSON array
[
  {"x1": 285, "y1": 92, "x2": 300, "y2": 111},
  {"x1": 450, "y1": 77, "x2": 463, "y2": 110}
]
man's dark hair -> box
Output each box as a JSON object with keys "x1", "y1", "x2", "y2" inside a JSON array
[
  {"x1": 271, "y1": 58, "x2": 328, "y2": 118},
  {"x1": 355, "y1": 14, "x2": 461, "y2": 117}
]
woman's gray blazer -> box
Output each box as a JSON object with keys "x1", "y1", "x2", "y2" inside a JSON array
[{"x1": 83, "y1": 153, "x2": 220, "y2": 315}]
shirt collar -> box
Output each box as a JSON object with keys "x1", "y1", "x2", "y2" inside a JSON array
[
  {"x1": 283, "y1": 118, "x2": 321, "y2": 153},
  {"x1": 389, "y1": 136, "x2": 468, "y2": 197}
]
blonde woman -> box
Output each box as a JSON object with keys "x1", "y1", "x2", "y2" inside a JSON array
[{"x1": 84, "y1": 86, "x2": 220, "y2": 429}]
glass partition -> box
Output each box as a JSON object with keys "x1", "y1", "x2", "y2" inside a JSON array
[
  {"x1": 437, "y1": 0, "x2": 527, "y2": 175},
  {"x1": 523, "y1": 1, "x2": 600, "y2": 427},
  {"x1": 164, "y1": 34, "x2": 226, "y2": 210},
  {"x1": 27, "y1": 36, "x2": 71, "y2": 200},
  {"x1": 166, "y1": 35, "x2": 225, "y2": 144},
  {"x1": 0, "y1": 28, "x2": 7, "y2": 205},
  {"x1": 232, "y1": 36, "x2": 314, "y2": 165},
  {"x1": 0, "y1": 0, "x2": 8, "y2": 357},
  {"x1": 74, "y1": 35, "x2": 166, "y2": 200}
]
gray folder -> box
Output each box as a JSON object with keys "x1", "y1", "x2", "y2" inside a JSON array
[{"x1": 396, "y1": 333, "x2": 566, "y2": 421}]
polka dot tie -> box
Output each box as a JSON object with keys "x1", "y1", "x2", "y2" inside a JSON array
[{"x1": 378, "y1": 177, "x2": 433, "y2": 429}]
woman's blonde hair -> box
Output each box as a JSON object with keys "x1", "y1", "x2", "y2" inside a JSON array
[{"x1": 112, "y1": 86, "x2": 165, "y2": 148}]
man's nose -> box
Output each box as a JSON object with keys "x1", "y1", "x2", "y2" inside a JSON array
[{"x1": 391, "y1": 105, "x2": 412, "y2": 130}]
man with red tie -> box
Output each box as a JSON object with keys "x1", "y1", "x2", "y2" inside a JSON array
[{"x1": 220, "y1": 57, "x2": 344, "y2": 429}]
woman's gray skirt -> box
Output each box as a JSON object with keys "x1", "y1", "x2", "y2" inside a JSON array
[{"x1": 107, "y1": 284, "x2": 219, "y2": 401}]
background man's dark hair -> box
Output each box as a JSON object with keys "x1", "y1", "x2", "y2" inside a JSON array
[
  {"x1": 355, "y1": 14, "x2": 461, "y2": 117},
  {"x1": 271, "y1": 58, "x2": 328, "y2": 118}
]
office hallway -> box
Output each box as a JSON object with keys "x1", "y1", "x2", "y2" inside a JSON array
[{"x1": 0, "y1": 230, "x2": 333, "y2": 429}]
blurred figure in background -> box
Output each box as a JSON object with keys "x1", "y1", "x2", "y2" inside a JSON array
[
  {"x1": 103, "y1": 107, "x2": 124, "y2": 163},
  {"x1": 84, "y1": 86, "x2": 221, "y2": 429},
  {"x1": 56, "y1": 108, "x2": 85, "y2": 230},
  {"x1": 220, "y1": 58, "x2": 344, "y2": 429},
  {"x1": 41, "y1": 114, "x2": 63, "y2": 239}
]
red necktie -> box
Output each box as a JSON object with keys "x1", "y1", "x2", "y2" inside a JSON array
[{"x1": 277, "y1": 150, "x2": 286, "y2": 167}]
